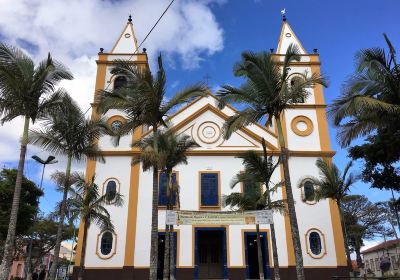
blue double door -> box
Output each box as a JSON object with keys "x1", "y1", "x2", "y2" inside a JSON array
[
  {"x1": 194, "y1": 228, "x2": 270, "y2": 280},
  {"x1": 244, "y1": 232, "x2": 270, "y2": 280}
]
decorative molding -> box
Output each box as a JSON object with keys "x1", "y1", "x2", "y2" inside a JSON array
[
  {"x1": 106, "y1": 115, "x2": 126, "y2": 127},
  {"x1": 291, "y1": 115, "x2": 314, "y2": 136},
  {"x1": 96, "y1": 231, "x2": 117, "y2": 260},
  {"x1": 197, "y1": 121, "x2": 221, "y2": 144},
  {"x1": 305, "y1": 228, "x2": 327, "y2": 259},
  {"x1": 102, "y1": 177, "x2": 121, "y2": 205},
  {"x1": 97, "y1": 149, "x2": 336, "y2": 157}
]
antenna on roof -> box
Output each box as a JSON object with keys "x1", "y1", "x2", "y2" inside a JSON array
[{"x1": 281, "y1": 8, "x2": 287, "y2": 21}]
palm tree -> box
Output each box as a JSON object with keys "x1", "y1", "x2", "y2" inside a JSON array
[
  {"x1": 313, "y1": 158, "x2": 357, "y2": 272},
  {"x1": 330, "y1": 34, "x2": 400, "y2": 147},
  {"x1": 217, "y1": 46, "x2": 327, "y2": 280},
  {"x1": 96, "y1": 54, "x2": 207, "y2": 279},
  {"x1": 225, "y1": 139, "x2": 285, "y2": 280},
  {"x1": 64, "y1": 172, "x2": 123, "y2": 280},
  {"x1": 0, "y1": 43, "x2": 73, "y2": 280},
  {"x1": 28, "y1": 93, "x2": 105, "y2": 280},
  {"x1": 132, "y1": 129, "x2": 197, "y2": 280}
]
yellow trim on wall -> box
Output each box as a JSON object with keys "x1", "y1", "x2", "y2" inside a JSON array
[
  {"x1": 96, "y1": 231, "x2": 117, "y2": 260},
  {"x1": 106, "y1": 115, "x2": 126, "y2": 127},
  {"x1": 74, "y1": 53, "x2": 107, "y2": 267},
  {"x1": 124, "y1": 127, "x2": 142, "y2": 266},
  {"x1": 198, "y1": 171, "x2": 221, "y2": 210},
  {"x1": 304, "y1": 228, "x2": 327, "y2": 259},
  {"x1": 291, "y1": 116, "x2": 314, "y2": 137},
  {"x1": 310, "y1": 57, "x2": 347, "y2": 266},
  {"x1": 96, "y1": 149, "x2": 336, "y2": 157}
]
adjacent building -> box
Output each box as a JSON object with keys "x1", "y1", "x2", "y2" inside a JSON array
[{"x1": 362, "y1": 239, "x2": 400, "y2": 277}]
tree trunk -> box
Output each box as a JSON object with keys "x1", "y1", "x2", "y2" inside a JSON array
[
  {"x1": 49, "y1": 154, "x2": 72, "y2": 280},
  {"x1": 0, "y1": 116, "x2": 30, "y2": 280},
  {"x1": 169, "y1": 228, "x2": 175, "y2": 280},
  {"x1": 338, "y1": 203, "x2": 353, "y2": 273},
  {"x1": 78, "y1": 223, "x2": 88, "y2": 280},
  {"x1": 276, "y1": 118, "x2": 305, "y2": 280},
  {"x1": 149, "y1": 126, "x2": 159, "y2": 280},
  {"x1": 354, "y1": 241, "x2": 363, "y2": 270},
  {"x1": 255, "y1": 224, "x2": 265, "y2": 280},
  {"x1": 270, "y1": 223, "x2": 280, "y2": 280},
  {"x1": 163, "y1": 172, "x2": 172, "y2": 280}
]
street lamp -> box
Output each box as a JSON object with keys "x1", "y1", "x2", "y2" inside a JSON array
[
  {"x1": 24, "y1": 155, "x2": 58, "y2": 280},
  {"x1": 31, "y1": 155, "x2": 58, "y2": 190}
]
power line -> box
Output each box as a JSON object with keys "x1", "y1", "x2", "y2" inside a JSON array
[{"x1": 130, "y1": 0, "x2": 176, "y2": 60}]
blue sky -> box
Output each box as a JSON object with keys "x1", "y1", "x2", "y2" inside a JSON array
[
  {"x1": 0, "y1": 0, "x2": 399, "y2": 242},
  {"x1": 162, "y1": 0, "x2": 400, "y2": 204}
]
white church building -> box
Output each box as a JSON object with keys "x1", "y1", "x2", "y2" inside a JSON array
[{"x1": 73, "y1": 16, "x2": 348, "y2": 280}]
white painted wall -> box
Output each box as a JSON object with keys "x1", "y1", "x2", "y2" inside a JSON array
[{"x1": 84, "y1": 156, "x2": 132, "y2": 267}]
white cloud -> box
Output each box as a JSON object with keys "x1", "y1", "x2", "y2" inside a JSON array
[{"x1": 0, "y1": 0, "x2": 225, "y2": 163}]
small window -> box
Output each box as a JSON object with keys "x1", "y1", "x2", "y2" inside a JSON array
[
  {"x1": 289, "y1": 74, "x2": 305, "y2": 103},
  {"x1": 370, "y1": 258, "x2": 375, "y2": 271},
  {"x1": 100, "y1": 232, "x2": 113, "y2": 255},
  {"x1": 303, "y1": 181, "x2": 315, "y2": 202},
  {"x1": 111, "y1": 120, "x2": 123, "y2": 131},
  {"x1": 159, "y1": 172, "x2": 177, "y2": 206},
  {"x1": 103, "y1": 179, "x2": 119, "y2": 203},
  {"x1": 113, "y1": 76, "x2": 127, "y2": 91},
  {"x1": 309, "y1": 231, "x2": 322, "y2": 255},
  {"x1": 200, "y1": 172, "x2": 219, "y2": 207},
  {"x1": 105, "y1": 180, "x2": 117, "y2": 202},
  {"x1": 392, "y1": 255, "x2": 398, "y2": 269}
]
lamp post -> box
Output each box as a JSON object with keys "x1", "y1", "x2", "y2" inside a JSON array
[{"x1": 24, "y1": 155, "x2": 58, "y2": 280}]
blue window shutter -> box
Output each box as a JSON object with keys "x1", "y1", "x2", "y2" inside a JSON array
[
  {"x1": 159, "y1": 173, "x2": 177, "y2": 206},
  {"x1": 106, "y1": 180, "x2": 117, "y2": 201},
  {"x1": 159, "y1": 173, "x2": 167, "y2": 206},
  {"x1": 201, "y1": 173, "x2": 219, "y2": 206}
]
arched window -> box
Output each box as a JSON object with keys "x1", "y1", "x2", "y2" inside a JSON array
[
  {"x1": 105, "y1": 180, "x2": 117, "y2": 202},
  {"x1": 309, "y1": 231, "x2": 322, "y2": 256},
  {"x1": 113, "y1": 76, "x2": 127, "y2": 91},
  {"x1": 100, "y1": 232, "x2": 113, "y2": 255},
  {"x1": 303, "y1": 181, "x2": 315, "y2": 202},
  {"x1": 289, "y1": 74, "x2": 305, "y2": 103}
]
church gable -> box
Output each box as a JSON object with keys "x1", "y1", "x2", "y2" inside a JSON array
[
  {"x1": 110, "y1": 16, "x2": 139, "y2": 54},
  {"x1": 276, "y1": 20, "x2": 307, "y2": 55},
  {"x1": 167, "y1": 95, "x2": 279, "y2": 151}
]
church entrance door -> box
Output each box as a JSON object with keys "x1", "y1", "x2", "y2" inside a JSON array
[{"x1": 195, "y1": 228, "x2": 227, "y2": 279}]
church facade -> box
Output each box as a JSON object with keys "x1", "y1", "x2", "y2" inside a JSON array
[{"x1": 73, "y1": 17, "x2": 348, "y2": 280}]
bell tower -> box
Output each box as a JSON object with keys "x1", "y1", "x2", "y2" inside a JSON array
[
  {"x1": 275, "y1": 16, "x2": 347, "y2": 270},
  {"x1": 74, "y1": 15, "x2": 148, "y2": 271}
]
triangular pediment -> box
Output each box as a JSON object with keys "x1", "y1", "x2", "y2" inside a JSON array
[
  {"x1": 154, "y1": 95, "x2": 279, "y2": 151},
  {"x1": 276, "y1": 21, "x2": 307, "y2": 55},
  {"x1": 111, "y1": 20, "x2": 139, "y2": 54}
]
